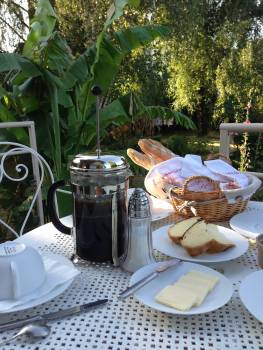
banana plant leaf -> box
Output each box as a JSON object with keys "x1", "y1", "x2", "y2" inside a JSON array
[
  {"x1": 0, "y1": 54, "x2": 42, "y2": 77},
  {"x1": 80, "y1": 92, "x2": 196, "y2": 149},
  {"x1": 40, "y1": 33, "x2": 74, "y2": 73},
  {"x1": 113, "y1": 25, "x2": 170, "y2": 53},
  {"x1": 23, "y1": 0, "x2": 57, "y2": 59},
  {"x1": 0, "y1": 102, "x2": 28, "y2": 141},
  {"x1": 142, "y1": 106, "x2": 196, "y2": 129},
  {"x1": 0, "y1": 86, "x2": 8, "y2": 98}
]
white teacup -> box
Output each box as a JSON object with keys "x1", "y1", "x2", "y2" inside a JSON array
[{"x1": 0, "y1": 242, "x2": 46, "y2": 300}]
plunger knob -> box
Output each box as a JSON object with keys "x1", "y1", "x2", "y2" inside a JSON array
[{"x1": 91, "y1": 85, "x2": 102, "y2": 96}]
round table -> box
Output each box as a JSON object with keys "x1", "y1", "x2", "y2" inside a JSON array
[{"x1": 0, "y1": 205, "x2": 263, "y2": 350}]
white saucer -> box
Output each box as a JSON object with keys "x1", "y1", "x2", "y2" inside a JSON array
[
  {"x1": 230, "y1": 211, "x2": 263, "y2": 239},
  {"x1": 128, "y1": 188, "x2": 174, "y2": 221},
  {"x1": 130, "y1": 261, "x2": 233, "y2": 315},
  {"x1": 239, "y1": 270, "x2": 263, "y2": 323},
  {"x1": 0, "y1": 254, "x2": 76, "y2": 313},
  {"x1": 153, "y1": 224, "x2": 249, "y2": 263}
]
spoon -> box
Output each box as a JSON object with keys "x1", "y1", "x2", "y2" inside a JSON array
[{"x1": 0, "y1": 323, "x2": 51, "y2": 346}]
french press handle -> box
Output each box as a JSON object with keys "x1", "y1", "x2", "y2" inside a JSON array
[{"x1": 47, "y1": 180, "x2": 71, "y2": 235}]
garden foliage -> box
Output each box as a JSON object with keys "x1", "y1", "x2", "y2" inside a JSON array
[{"x1": 0, "y1": 0, "x2": 195, "y2": 178}]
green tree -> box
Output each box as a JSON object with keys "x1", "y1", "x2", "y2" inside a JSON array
[
  {"x1": 0, "y1": 0, "x2": 29, "y2": 52},
  {"x1": 55, "y1": 0, "x2": 111, "y2": 54},
  {"x1": 165, "y1": 0, "x2": 263, "y2": 133},
  {"x1": 216, "y1": 39, "x2": 263, "y2": 123}
]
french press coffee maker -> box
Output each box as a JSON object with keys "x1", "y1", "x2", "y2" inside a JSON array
[{"x1": 47, "y1": 87, "x2": 131, "y2": 266}]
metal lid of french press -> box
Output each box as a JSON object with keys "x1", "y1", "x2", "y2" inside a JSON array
[{"x1": 70, "y1": 154, "x2": 128, "y2": 173}]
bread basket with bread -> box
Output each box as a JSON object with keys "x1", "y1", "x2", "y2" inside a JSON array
[
  {"x1": 127, "y1": 139, "x2": 262, "y2": 222},
  {"x1": 169, "y1": 175, "x2": 249, "y2": 222}
]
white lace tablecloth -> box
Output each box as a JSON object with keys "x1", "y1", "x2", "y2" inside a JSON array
[{"x1": 0, "y1": 203, "x2": 263, "y2": 350}]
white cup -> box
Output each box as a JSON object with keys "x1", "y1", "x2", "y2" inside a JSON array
[{"x1": 0, "y1": 242, "x2": 46, "y2": 300}]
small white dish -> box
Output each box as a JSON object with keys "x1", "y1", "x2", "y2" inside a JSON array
[
  {"x1": 128, "y1": 188, "x2": 174, "y2": 222},
  {"x1": 0, "y1": 242, "x2": 45, "y2": 300},
  {"x1": 153, "y1": 224, "x2": 249, "y2": 263},
  {"x1": 0, "y1": 253, "x2": 78, "y2": 313},
  {"x1": 239, "y1": 270, "x2": 263, "y2": 323},
  {"x1": 130, "y1": 261, "x2": 233, "y2": 315},
  {"x1": 230, "y1": 211, "x2": 263, "y2": 239}
]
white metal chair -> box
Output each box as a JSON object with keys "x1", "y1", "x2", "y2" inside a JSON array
[
  {"x1": 0, "y1": 141, "x2": 55, "y2": 238},
  {"x1": 220, "y1": 123, "x2": 263, "y2": 179}
]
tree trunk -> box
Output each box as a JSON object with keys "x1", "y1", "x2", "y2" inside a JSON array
[
  {"x1": 27, "y1": 0, "x2": 36, "y2": 20},
  {"x1": 195, "y1": 87, "x2": 212, "y2": 135}
]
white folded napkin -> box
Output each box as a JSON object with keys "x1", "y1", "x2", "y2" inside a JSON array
[
  {"x1": 204, "y1": 159, "x2": 249, "y2": 188},
  {"x1": 0, "y1": 254, "x2": 79, "y2": 311},
  {"x1": 145, "y1": 155, "x2": 252, "y2": 200}
]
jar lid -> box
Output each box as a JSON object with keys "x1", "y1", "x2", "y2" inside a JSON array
[{"x1": 70, "y1": 154, "x2": 129, "y2": 173}]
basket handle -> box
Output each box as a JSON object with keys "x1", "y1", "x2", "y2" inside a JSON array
[{"x1": 182, "y1": 176, "x2": 221, "y2": 195}]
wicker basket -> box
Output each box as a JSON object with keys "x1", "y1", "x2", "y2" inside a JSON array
[{"x1": 170, "y1": 176, "x2": 249, "y2": 222}]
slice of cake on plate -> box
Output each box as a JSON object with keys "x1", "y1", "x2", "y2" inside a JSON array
[
  {"x1": 181, "y1": 221, "x2": 213, "y2": 256},
  {"x1": 167, "y1": 218, "x2": 235, "y2": 257},
  {"x1": 206, "y1": 224, "x2": 235, "y2": 253},
  {"x1": 168, "y1": 217, "x2": 201, "y2": 243}
]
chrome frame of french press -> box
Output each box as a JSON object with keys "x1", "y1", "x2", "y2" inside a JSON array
[{"x1": 92, "y1": 86, "x2": 122, "y2": 267}]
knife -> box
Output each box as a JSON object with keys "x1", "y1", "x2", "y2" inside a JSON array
[
  {"x1": 118, "y1": 259, "x2": 181, "y2": 300},
  {"x1": 0, "y1": 299, "x2": 108, "y2": 332}
]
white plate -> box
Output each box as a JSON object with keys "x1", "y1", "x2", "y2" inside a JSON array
[
  {"x1": 239, "y1": 270, "x2": 263, "y2": 322},
  {"x1": 153, "y1": 224, "x2": 249, "y2": 263},
  {"x1": 128, "y1": 188, "x2": 174, "y2": 222},
  {"x1": 130, "y1": 261, "x2": 233, "y2": 315},
  {"x1": 0, "y1": 254, "x2": 75, "y2": 314},
  {"x1": 230, "y1": 211, "x2": 263, "y2": 240}
]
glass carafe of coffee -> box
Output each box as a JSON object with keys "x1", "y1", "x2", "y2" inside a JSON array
[{"x1": 47, "y1": 154, "x2": 130, "y2": 266}]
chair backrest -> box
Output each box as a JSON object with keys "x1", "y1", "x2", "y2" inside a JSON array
[
  {"x1": 219, "y1": 123, "x2": 263, "y2": 179},
  {"x1": 0, "y1": 142, "x2": 55, "y2": 237}
]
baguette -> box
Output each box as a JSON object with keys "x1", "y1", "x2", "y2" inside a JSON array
[
  {"x1": 138, "y1": 139, "x2": 176, "y2": 163},
  {"x1": 127, "y1": 148, "x2": 159, "y2": 170}
]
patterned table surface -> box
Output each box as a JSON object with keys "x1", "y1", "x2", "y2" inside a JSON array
[{"x1": 0, "y1": 202, "x2": 263, "y2": 350}]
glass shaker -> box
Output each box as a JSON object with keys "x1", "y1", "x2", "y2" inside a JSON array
[{"x1": 121, "y1": 188, "x2": 155, "y2": 272}]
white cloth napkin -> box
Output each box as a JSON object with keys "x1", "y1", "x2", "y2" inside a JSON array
[
  {"x1": 145, "y1": 156, "x2": 219, "y2": 199},
  {"x1": 0, "y1": 254, "x2": 79, "y2": 311},
  {"x1": 144, "y1": 155, "x2": 253, "y2": 200},
  {"x1": 204, "y1": 159, "x2": 249, "y2": 188}
]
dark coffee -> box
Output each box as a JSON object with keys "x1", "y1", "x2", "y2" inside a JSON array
[{"x1": 73, "y1": 188, "x2": 127, "y2": 262}]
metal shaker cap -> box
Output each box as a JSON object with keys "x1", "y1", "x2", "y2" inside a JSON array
[{"x1": 128, "y1": 188, "x2": 151, "y2": 218}]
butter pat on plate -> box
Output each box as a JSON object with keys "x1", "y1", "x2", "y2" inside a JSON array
[
  {"x1": 130, "y1": 261, "x2": 233, "y2": 315},
  {"x1": 155, "y1": 270, "x2": 219, "y2": 311},
  {"x1": 155, "y1": 285, "x2": 198, "y2": 311}
]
